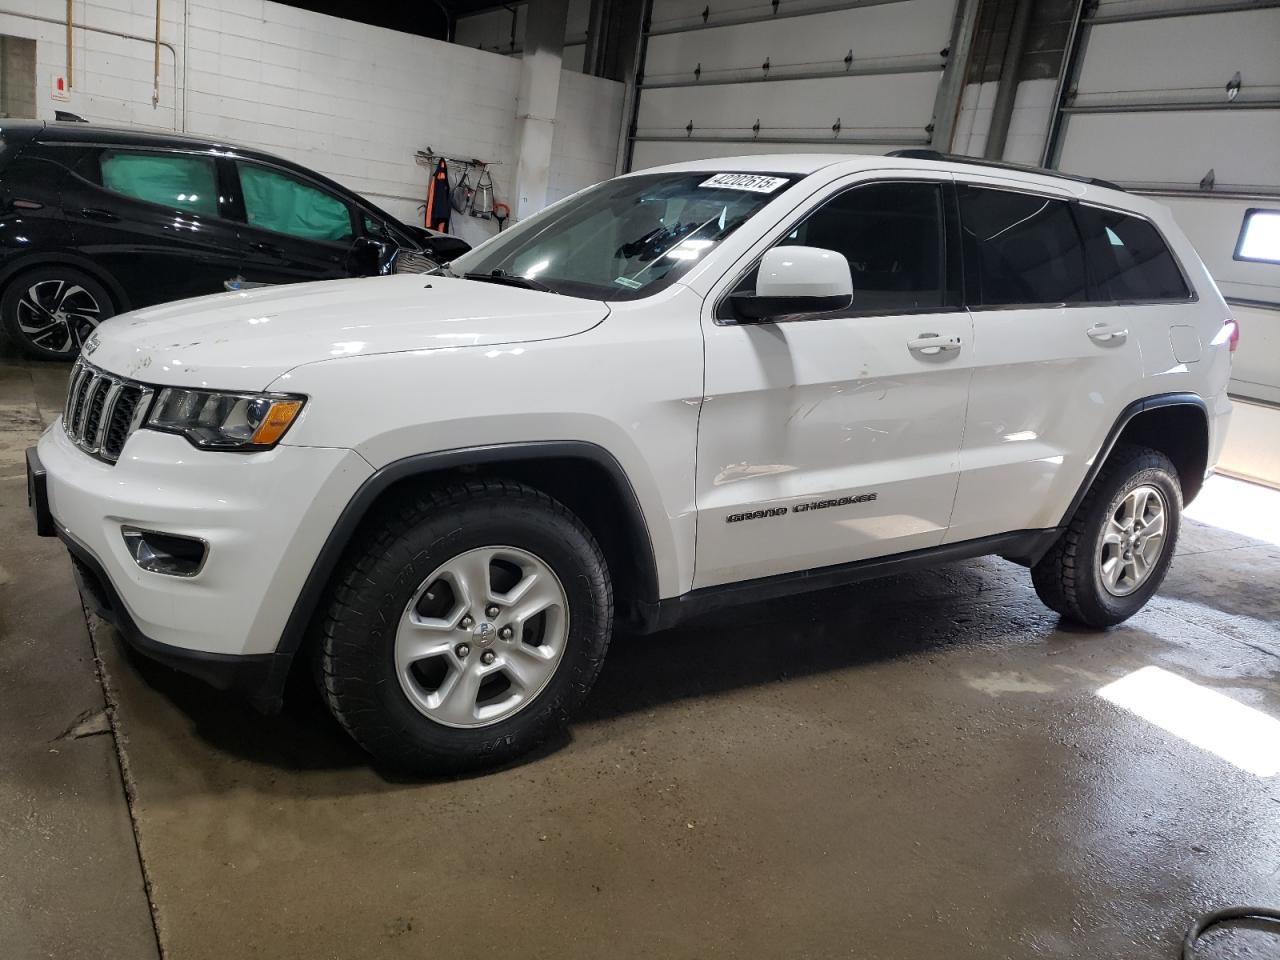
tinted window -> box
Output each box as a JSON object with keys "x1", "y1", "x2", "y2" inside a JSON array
[
  {"x1": 236, "y1": 162, "x2": 353, "y2": 242},
  {"x1": 779, "y1": 181, "x2": 944, "y2": 312},
  {"x1": 1076, "y1": 206, "x2": 1190, "y2": 300},
  {"x1": 100, "y1": 150, "x2": 218, "y2": 216},
  {"x1": 959, "y1": 185, "x2": 1089, "y2": 306}
]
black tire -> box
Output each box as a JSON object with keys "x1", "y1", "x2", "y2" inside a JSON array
[
  {"x1": 318, "y1": 479, "x2": 613, "y2": 774},
  {"x1": 1031, "y1": 443, "x2": 1183, "y2": 628},
  {"x1": 0, "y1": 265, "x2": 115, "y2": 361}
]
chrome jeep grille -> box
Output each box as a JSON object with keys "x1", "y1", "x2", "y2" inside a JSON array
[{"x1": 62, "y1": 359, "x2": 154, "y2": 463}]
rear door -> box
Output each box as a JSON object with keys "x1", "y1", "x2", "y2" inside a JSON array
[
  {"x1": 61, "y1": 146, "x2": 243, "y2": 306},
  {"x1": 945, "y1": 178, "x2": 1147, "y2": 543},
  {"x1": 228, "y1": 159, "x2": 356, "y2": 286},
  {"x1": 694, "y1": 175, "x2": 973, "y2": 588}
]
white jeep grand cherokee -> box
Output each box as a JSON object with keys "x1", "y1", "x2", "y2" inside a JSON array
[{"x1": 29, "y1": 153, "x2": 1236, "y2": 772}]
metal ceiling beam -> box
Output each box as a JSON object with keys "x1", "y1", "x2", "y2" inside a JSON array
[
  {"x1": 646, "y1": 0, "x2": 908, "y2": 37},
  {"x1": 1085, "y1": 0, "x2": 1280, "y2": 26},
  {"x1": 640, "y1": 53, "x2": 943, "y2": 90},
  {"x1": 1061, "y1": 98, "x2": 1280, "y2": 114},
  {"x1": 1118, "y1": 182, "x2": 1280, "y2": 200},
  {"x1": 631, "y1": 132, "x2": 931, "y2": 146}
]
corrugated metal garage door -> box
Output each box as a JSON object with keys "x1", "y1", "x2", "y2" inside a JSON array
[
  {"x1": 628, "y1": 0, "x2": 967, "y2": 169},
  {"x1": 1045, "y1": 0, "x2": 1280, "y2": 408}
]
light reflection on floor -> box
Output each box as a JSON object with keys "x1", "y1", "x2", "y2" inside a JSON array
[
  {"x1": 1098, "y1": 665, "x2": 1280, "y2": 777},
  {"x1": 1186, "y1": 474, "x2": 1280, "y2": 547}
]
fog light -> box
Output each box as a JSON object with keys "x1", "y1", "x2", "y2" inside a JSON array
[{"x1": 121, "y1": 526, "x2": 208, "y2": 577}]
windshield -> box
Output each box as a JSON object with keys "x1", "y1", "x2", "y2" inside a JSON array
[{"x1": 448, "y1": 172, "x2": 796, "y2": 301}]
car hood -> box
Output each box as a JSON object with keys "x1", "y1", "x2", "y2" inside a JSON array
[{"x1": 83, "y1": 275, "x2": 608, "y2": 391}]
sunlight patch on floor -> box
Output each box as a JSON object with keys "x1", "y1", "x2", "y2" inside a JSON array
[
  {"x1": 1098, "y1": 665, "x2": 1280, "y2": 777},
  {"x1": 1185, "y1": 474, "x2": 1280, "y2": 547}
]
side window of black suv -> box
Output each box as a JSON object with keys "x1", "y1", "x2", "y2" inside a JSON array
[
  {"x1": 93, "y1": 149, "x2": 221, "y2": 217},
  {"x1": 233, "y1": 161, "x2": 355, "y2": 244}
]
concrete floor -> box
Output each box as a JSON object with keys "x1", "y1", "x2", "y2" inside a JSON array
[{"x1": 2, "y1": 351, "x2": 1278, "y2": 959}]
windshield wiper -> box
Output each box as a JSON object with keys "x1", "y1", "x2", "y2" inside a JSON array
[{"x1": 462, "y1": 269, "x2": 554, "y2": 293}]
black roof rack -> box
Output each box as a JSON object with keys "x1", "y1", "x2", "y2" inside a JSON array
[{"x1": 885, "y1": 149, "x2": 1126, "y2": 193}]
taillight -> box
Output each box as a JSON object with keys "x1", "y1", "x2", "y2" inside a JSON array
[{"x1": 1225, "y1": 318, "x2": 1240, "y2": 353}]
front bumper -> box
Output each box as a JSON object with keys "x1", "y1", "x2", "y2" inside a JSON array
[
  {"x1": 63, "y1": 530, "x2": 278, "y2": 704},
  {"x1": 34, "y1": 422, "x2": 373, "y2": 704}
]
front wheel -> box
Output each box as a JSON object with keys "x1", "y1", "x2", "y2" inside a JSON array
[
  {"x1": 1, "y1": 266, "x2": 114, "y2": 360},
  {"x1": 1032, "y1": 443, "x2": 1183, "y2": 628},
  {"x1": 318, "y1": 480, "x2": 613, "y2": 773}
]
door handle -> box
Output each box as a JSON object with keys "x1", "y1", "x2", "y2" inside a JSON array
[
  {"x1": 79, "y1": 207, "x2": 119, "y2": 222},
  {"x1": 907, "y1": 333, "x2": 962, "y2": 356},
  {"x1": 249, "y1": 241, "x2": 283, "y2": 256},
  {"x1": 1087, "y1": 323, "x2": 1128, "y2": 344}
]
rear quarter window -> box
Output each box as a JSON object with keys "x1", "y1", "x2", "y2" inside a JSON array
[{"x1": 1074, "y1": 205, "x2": 1191, "y2": 301}]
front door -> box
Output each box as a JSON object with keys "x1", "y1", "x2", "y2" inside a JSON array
[
  {"x1": 694, "y1": 177, "x2": 973, "y2": 589},
  {"x1": 229, "y1": 160, "x2": 356, "y2": 287}
]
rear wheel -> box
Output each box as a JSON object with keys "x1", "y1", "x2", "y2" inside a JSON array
[
  {"x1": 1031, "y1": 443, "x2": 1182, "y2": 627},
  {"x1": 1, "y1": 266, "x2": 114, "y2": 360},
  {"x1": 318, "y1": 480, "x2": 612, "y2": 773}
]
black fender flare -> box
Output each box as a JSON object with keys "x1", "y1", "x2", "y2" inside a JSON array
[
  {"x1": 258, "y1": 440, "x2": 661, "y2": 709},
  {"x1": 1057, "y1": 391, "x2": 1209, "y2": 528},
  {"x1": 0, "y1": 252, "x2": 131, "y2": 313}
]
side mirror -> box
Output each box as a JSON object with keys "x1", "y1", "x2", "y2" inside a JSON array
[
  {"x1": 347, "y1": 236, "x2": 390, "y2": 277},
  {"x1": 730, "y1": 246, "x2": 853, "y2": 321}
]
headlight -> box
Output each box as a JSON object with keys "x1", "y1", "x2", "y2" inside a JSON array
[{"x1": 146, "y1": 388, "x2": 305, "y2": 450}]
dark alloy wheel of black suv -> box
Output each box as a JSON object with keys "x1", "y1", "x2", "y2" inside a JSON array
[{"x1": 0, "y1": 119, "x2": 470, "y2": 360}]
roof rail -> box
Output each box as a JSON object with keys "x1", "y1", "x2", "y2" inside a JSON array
[{"x1": 885, "y1": 149, "x2": 1126, "y2": 192}]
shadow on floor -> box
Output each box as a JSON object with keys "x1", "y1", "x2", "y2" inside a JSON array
[
  {"x1": 107, "y1": 510, "x2": 1277, "y2": 784},
  {"x1": 110, "y1": 555, "x2": 1067, "y2": 781}
]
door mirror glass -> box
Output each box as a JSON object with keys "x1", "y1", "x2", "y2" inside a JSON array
[{"x1": 731, "y1": 246, "x2": 853, "y2": 321}]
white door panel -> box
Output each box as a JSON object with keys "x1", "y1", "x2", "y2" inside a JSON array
[
  {"x1": 1057, "y1": 111, "x2": 1280, "y2": 187},
  {"x1": 946, "y1": 305, "x2": 1142, "y2": 542},
  {"x1": 1075, "y1": 10, "x2": 1280, "y2": 96},
  {"x1": 693, "y1": 172, "x2": 970, "y2": 588},
  {"x1": 635, "y1": 71, "x2": 941, "y2": 139},
  {"x1": 644, "y1": 0, "x2": 957, "y2": 80},
  {"x1": 630, "y1": 140, "x2": 902, "y2": 171},
  {"x1": 696, "y1": 310, "x2": 972, "y2": 587}
]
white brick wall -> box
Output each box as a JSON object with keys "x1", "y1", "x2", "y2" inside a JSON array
[
  {"x1": 0, "y1": 0, "x2": 623, "y2": 244},
  {"x1": 548, "y1": 69, "x2": 624, "y2": 203}
]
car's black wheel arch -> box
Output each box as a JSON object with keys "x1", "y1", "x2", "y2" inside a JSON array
[
  {"x1": 0, "y1": 252, "x2": 130, "y2": 316},
  {"x1": 1060, "y1": 392, "x2": 1210, "y2": 527},
  {"x1": 263, "y1": 442, "x2": 662, "y2": 710}
]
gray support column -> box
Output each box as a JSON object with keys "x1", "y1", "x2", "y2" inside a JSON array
[
  {"x1": 513, "y1": 0, "x2": 570, "y2": 220},
  {"x1": 929, "y1": 0, "x2": 981, "y2": 152},
  {"x1": 983, "y1": 0, "x2": 1033, "y2": 160}
]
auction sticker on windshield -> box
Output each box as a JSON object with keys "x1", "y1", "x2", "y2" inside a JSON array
[{"x1": 699, "y1": 174, "x2": 788, "y2": 193}]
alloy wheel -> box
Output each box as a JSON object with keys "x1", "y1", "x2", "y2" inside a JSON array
[
  {"x1": 16, "y1": 279, "x2": 103, "y2": 354},
  {"x1": 394, "y1": 545, "x2": 570, "y2": 728},
  {"x1": 1098, "y1": 484, "x2": 1168, "y2": 597}
]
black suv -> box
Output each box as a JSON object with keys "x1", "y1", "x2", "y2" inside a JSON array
[{"x1": 0, "y1": 119, "x2": 469, "y2": 360}]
